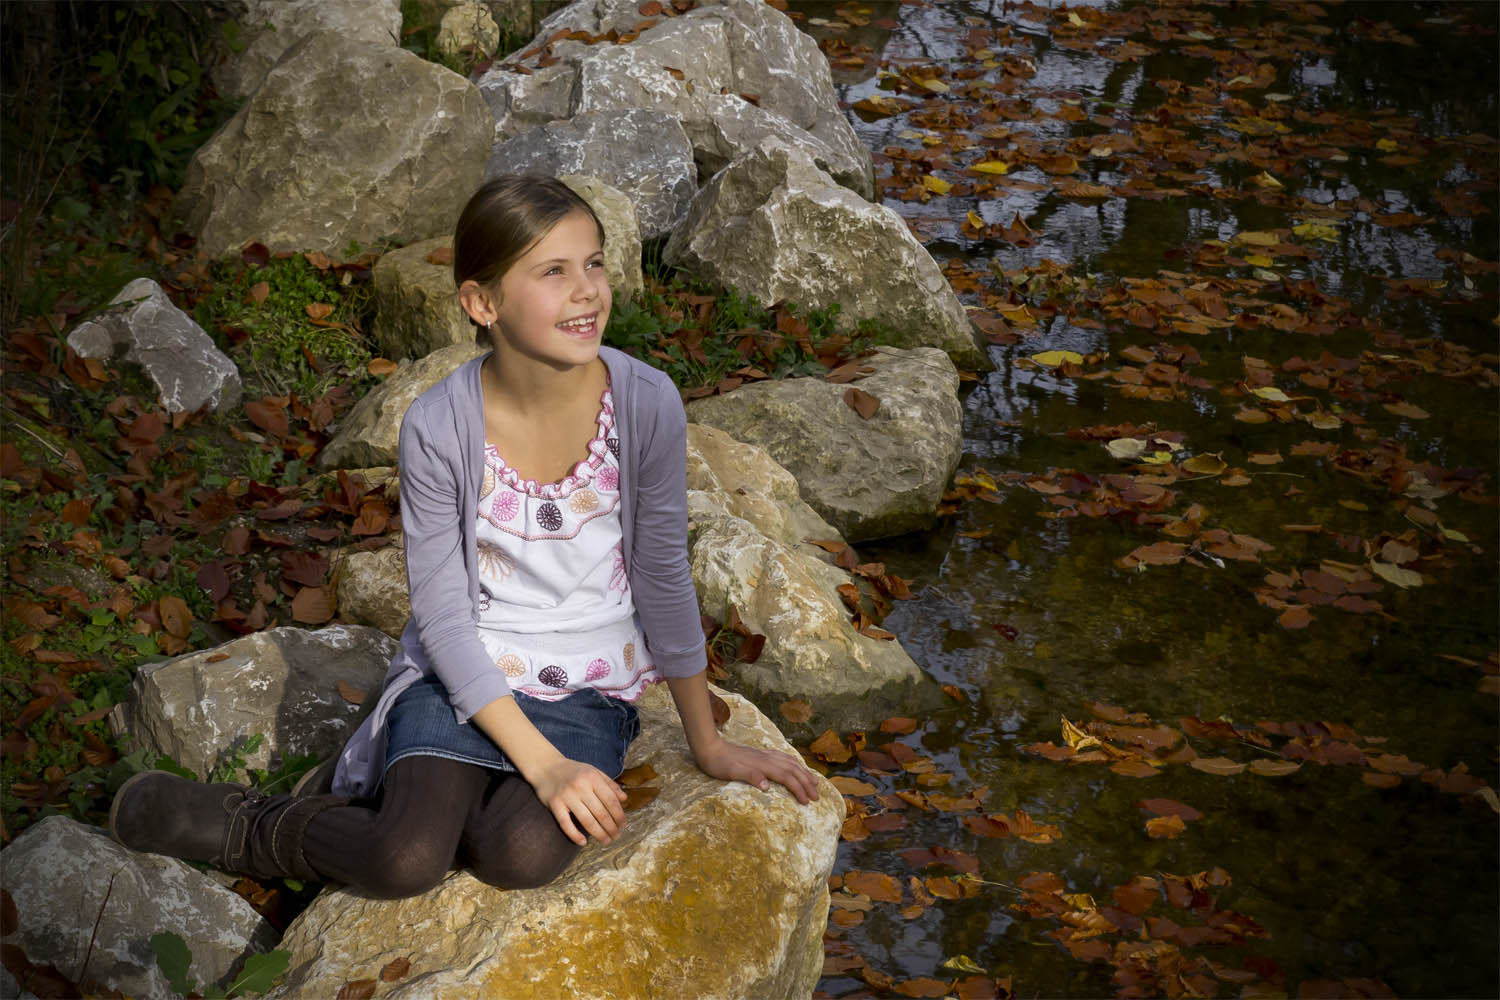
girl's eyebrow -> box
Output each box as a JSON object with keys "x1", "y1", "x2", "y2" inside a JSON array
[{"x1": 532, "y1": 250, "x2": 605, "y2": 267}]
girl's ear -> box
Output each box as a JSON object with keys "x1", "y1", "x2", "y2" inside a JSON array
[{"x1": 458, "y1": 279, "x2": 499, "y2": 328}]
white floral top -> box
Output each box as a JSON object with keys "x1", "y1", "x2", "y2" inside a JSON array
[{"x1": 473, "y1": 388, "x2": 659, "y2": 702}]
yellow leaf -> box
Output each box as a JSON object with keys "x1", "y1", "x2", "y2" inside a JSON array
[
  {"x1": 1252, "y1": 386, "x2": 1292, "y2": 402},
  {"x1": 1376, "y1": 138, "x2": 1399, "y2": 152},
  {"x1": 922, "y1": 175, "x2": 952, "y2": 195},
  {"x1": 1293, "y1": 221, "x2": 1339, "y2": 242},
  {"x1": 1244, "y1": 254, "x2": 1275, "y2": 268},
  {"x1": 1105, "y1": 438, "x2": 1147, "y2": 460},
  {"x1": 1180, "y1": 454, "x2": 1227, "y2": 475},
  {"x1": 965, "y1": 210, "x2": 984, "y2": 229},
  {"x1": 970, "y1": 160, "x2": 1010, "y2": 175},
  {"x1": 1067, "y1": 12, "x2": 1085, "y2": 26},
  {"x1": 1233, "y1": 230, "x2": 1278, "y2": 247},
  {"x1": 939, "y1": 955, "x2": 988, "y2": 975},
  {"x1": 1369, "y1": 560, "x2": 1423, "y2": 589},
  {"x1": 1060, "y1": 716, "x2": 1100, "y2": 751},
  {"x1": 1443, "y1": 528, "x2": 1469, "y2": 542},
  {"x1": 1252, "y1": 171, "x2": 1283, "y2": 189},
  {"x1": 918, "y1": 77, "x2": 949, "y2": 93},
  {"x1": 1248, "y1": 759, "x2": 1301, "y2": 776},
  {"x1": 1140, "y1": 451, "x2": 1176, "y2": 465},
  {"x1": 1030, "y1": 350, "x2": 1084, "y2": 367}
]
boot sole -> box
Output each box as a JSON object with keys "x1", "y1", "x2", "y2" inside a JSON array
[{"x1": 108, "y1": 770, "x2": 159, "y2": 846}]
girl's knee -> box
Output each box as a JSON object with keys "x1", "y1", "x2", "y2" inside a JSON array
[
  {"x1": 360, "y1": 835, "x2": 456, "y2": 899},
  {"x1": 469, "y1": 836, "x2": 580, "y2": 890}
]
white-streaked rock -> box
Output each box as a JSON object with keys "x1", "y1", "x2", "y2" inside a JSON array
[{"x1": 211, "y1": 0, "x2": 403, "y2": 100}]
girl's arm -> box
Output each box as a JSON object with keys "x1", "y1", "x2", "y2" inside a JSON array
[{"x1": 665, "y1": 672, "x2": 820, "y2": 804}]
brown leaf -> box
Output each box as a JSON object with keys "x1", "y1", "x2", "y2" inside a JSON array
[
  {"x1": 1137, "y1": 798, "x2": 1202, "y2": 820},
  {"x1": 895, "y1": 977, "x2": 956, "y2": 997},
  {"x1": 1145, "y1": 814, "x2": 1187, "y2": 839},
  {"x1": 337, "y1": 678, "x2": 367, "y2": 705},
  {"x1": 367, "y1": 358, "x2": 399, "y2": 377},
  {"x1": 779, "y1": 700, "x2": 813, "y2": 723},
  {"x1": 1189, "y1": 756, "x2": 1246, "y2": 776},
  {"x1": 830, "y1": 776, "x2": 878, "y2": 796},
  {"x1": 245, "y1": 398, "x2": 289, "y2": 438},
  {"x1": 423, "y1": 246, "x2": 454, "y2": 267},
  {"x1": 305, "y1": 303, "x2": 334, "y2": 321},
  {"x1": 618, "y1": 763, "x2": 657, "y2": 787},
  {"x1": 336, "y1": 979, "x2": 376, "y2": 1000},
  {"x1": 158, "y1": 595, "x2": 193, "y2": 638},
  {"x1": 840, "y1": 813, "x2": 871, "y2": 842},
  {"x1": 248, "y1": 280, "x2": 270, "y2": 305},
  {"x1": 809, "y1": 729, "x2": 853, "y2": 763},
  {"x1": 379, "y1": 957, "x2": 411, "y2": 982},
  {"x1": 291, "y1": 585, "x2": 335, "y2": 624},
  {"x1": 1109, "y1": 759, "x2": 1162, "y2": 778},
  {"x1": 844, "y1": 870, "x2": 903, "y2": 903},
  {"x1": 844, "y1": 387, "x2": 880, "y2": 420},
  {"x1": 623, "y1": 785, "x2": 660, "y2": 811},
  {"x1": 961, "y1": 814, "x2": 1010, "y2": 839}
]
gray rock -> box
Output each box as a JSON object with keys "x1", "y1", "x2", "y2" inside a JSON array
[
  {"x1": 67, "y1": 278, "x2": 242, "y2": 414},
  {"x1": 372, "y1": 237, "x2": 472, "y2": 361},
  {"x1": 116, "y1": 625, "x2": 395, "y2": 781},
  {"x1": 0, "y1": 816, "x2": 277, "y2": 998},
  {"x1": 476, "y1": 0, "x2": 873, "y2": 199},
  {"x1": 319, "y1": 342, "x2": 487, "y2": 469},
  {"x1": 177, "y1": 33, "x2": 492, "y2": 258},
  {"x1": 685, "y1": 423, "x2": 839, "y2": 551},
  {"x1": 266, "y1": 685, "x2": 841, "y2": 1000},
  {"x1": 686, "y1": 347, "x2": 963, "y2": 541},
  {"x1": 212, "y1": 0, "x2": 404, "y2": 100},
  {"x1": 665, "y1": 140, "x2": 989, "y2": 370},
  {"x1": 561, "y1": 174, "x2": 644, "y2": 301},
  {"x1": 490, "y1": 111, "x2": 697, "y2": 240}
]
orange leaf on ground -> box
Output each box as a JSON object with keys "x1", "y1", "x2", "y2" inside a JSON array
[
  {"x1": 379, "y1": 957, "x2": 411, "y2": 982},
  {"x1": 291, "y1": 585, "x2": 335, "y2": 624},
  {"x1": 809, "y1": 729, "x2": 852, "y2": 763},
  {"x1": 844, "y1": 387, "x2": 880, "y2": 419},
  {"x1": 367, "y1": 358, "x2": 398, "y2": 377},
  {"x1": 844, "y1": 870, "x2": 903, "y2": 903},
  {"x1": 158, "y1": 595, "x2": 193, "y2": 638},
  {"x1": 305, "y1": 303, "x2": 334, "y2": 320},
  {"x1": 1137, "y1": 798, "x2": 1202, "y2": 820},
  {"x1": 1146, "y1": 815, "x2": 1187, "y2": 839},
  {"x1": 336, "y1": 679, "x2": 366, "y2": 705},
  {"x1": 830, "y1": 776, "x2": 878, "y2": 796}
]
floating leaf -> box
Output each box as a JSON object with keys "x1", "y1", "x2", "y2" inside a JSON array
[
  {"x1": 1248, "y1": 759, "x2": 1301, "y2": 776},
  {"x1": 1189, "y1": 756, "x2": 1247, "y2": 776},
  {"x1": 1030, "y1": 350, "x2": 1084, "y2": 367},
  {"x1": 1233, "y1": 230, "x2": 1279, "y2": 246},
  {"x1": 970, "y1": 160, "x2": 1010, "y2": 175},
  {"x1": 1106, "y1": 438, "x2": 1147, "y2": 460},
  {"x1": 779, "y1": 700, "x2": 813, "y2": 723},
  {"x1": 1293, "y1": 221, "x2": 1339, "y2": 242},
  {"x1": 845, "y1": 870, "x2": 903, "y2": 903},
  {"x1": 1369, "y1": 561, "x2": 1422, "y2": 589},
  {"x1": 922, "y1": 175, "x2": 953, "y2": 195},
  {"x1": 1138, "y1": 798, "x2": 1202, "y2": 820},
  {"x1": 1252, "y1": 386, "x2": 1293, "y2": 402},
  {"x1": 1145, "y1": 814, "x2": 1186, "y2": 838},
  {"x1": 831, "y1": 776, "x2": 878, "y2": 796},
  {"x1": 1180, "y1": 453, "x2": 1227, "y2": 475}
]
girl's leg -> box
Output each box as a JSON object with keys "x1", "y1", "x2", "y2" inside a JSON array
[
  {"x1": 460, "y1": 772, "x2": 580, "y2": 890},
  {"x1": 301, "y1": 755, "x2": 489, "y2": 899}
]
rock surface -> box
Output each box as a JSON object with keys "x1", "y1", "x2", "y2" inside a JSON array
[
  {"x1": 477, "y1": 0, "x2": 873, "y2": 199},
  {"x1": 66, "y1": 278, "x2": 242, "y2": 414},
  {"x1": 211, "y1": 0, "x2": 403, "y2": 100},
  {"x1": 0, "y1": 817, "x2": 277, "y2": 998},
  {"x1": 319, "y1": 342, "x2": 487, "y2": 469},
  {"x1": 687, "y1": 347, "x2": 964, "y2": 541},
  {"x1": 666, "y1": 140, "x2": 988, "y2": 369},
  {"x1": 685, "y1": 423, "x2": 839, "y2": 551},
  {"x1": 267, "y1": 685, "x2": 841, "y2": 1000},
  {"x1": 177, "y1": 33, "x2": 492, "y2": 257},
  {"x1": 114, "y1": 625, "x2": 394, "y2": 781},
  {"x1": 491, "y1": 110, "x2": 697, "y2": 240},
  {"x1": 372, "y1": 237, "x2": 473, "y2": 360},
  {"x1": 333, "y1": 535, "x2": 409, "y2": 639},
  {"x1": 437, "y1": 1, "x2": 501, "y2": 60}
]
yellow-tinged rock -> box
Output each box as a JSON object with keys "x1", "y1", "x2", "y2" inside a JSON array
[{"x1": 268, "y1": 686, "x2": 843, "y2": 1000}]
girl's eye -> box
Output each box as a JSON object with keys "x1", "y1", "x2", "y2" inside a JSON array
[
  {"x1": 545, "y1": 266, "x2": 563, "y2": 276},
  {"x1": 587, "y1": 258, "x2": 604, "y2": 269}
]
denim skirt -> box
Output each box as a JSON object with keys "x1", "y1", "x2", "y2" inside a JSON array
[{"x1": 384, "y1": 675, "x2": 641, "y2": 780}]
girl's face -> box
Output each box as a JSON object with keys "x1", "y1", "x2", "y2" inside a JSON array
[{"x1": 486, "y1": 209, "x2": 611, "y2": 371}]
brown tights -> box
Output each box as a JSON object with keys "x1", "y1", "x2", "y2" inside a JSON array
[{"x1": 300, "y1": 755, "x2": 579, "y2": 899}]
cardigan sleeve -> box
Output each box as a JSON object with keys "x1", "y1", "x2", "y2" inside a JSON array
[
  {"x1": 398, "y1": 398, "x2": 512, "y2": 718},
  {"x1": 627, "y1": 371, "x2": 708, "y2": 677}
]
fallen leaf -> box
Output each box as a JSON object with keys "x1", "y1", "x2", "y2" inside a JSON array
[
  {"x1": 623, "y1": 786, "x2": 660, "y2": 811},
  {"x1": 158, "y1": 595, "x2": 193, "y2": 638},
  {"x1": 880, "y1": 716, "x2": 918, "y2": 735},
  {"x1": 809, "y1": 729, "x2": 853, "y2": 763},
  {"x1": 367, "y1": 358, "x2": 398, "y2": 377},
  {"x1": 336, "y1": 981, "x2": 376, "y2": 1000},
  {"x1": 1248, "y1": 759, "x2": 1301, "y2": 776},
  {"x1": 336, "y1": 679, "x2": 366, "y2": 705},
  {"x1": 1369, "y1": 561, "x2": 1422, "y2": 588},
  {"x1": 618, "y1": 763, "x2": 657, "y2": 787},
  {"x1": 379, "y1": 957, "x2": 411, "y2": 982},
  {"x1": 1145, "y1": 815, "x2": 1186, "y2": 839},
  {"x1": 1189, "y1": 757, "x2": 1247, "y2": 776},
  {"x1": 831, "y1": 776, "x2": 878, "y2": 796},
  {"x1": 844, "y1": 870, "x2": 903, "y2": 903},
  {"x1": 779, "y1": 700, "x2": 813, "y2": 723},
  {"x1": 291, "y1": 585, "x2": 335, "y2": 625},
  {"x1": 844, "y1": 387, "x2": 880, "y2": 420},
  {"x1": 895, "y1": 977, "x2": 956, "y2": 998},
  {"x1": 1137, "y1": 798, "x2": 1202, "y2": 820},
  {"x1": 1030, "y1": 350, "x2": 1084, "y2": 367}
]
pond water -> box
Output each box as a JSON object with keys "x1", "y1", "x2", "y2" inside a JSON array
[{"x1": 790, "y1": 2, "x2": 1499, "y2": 997}]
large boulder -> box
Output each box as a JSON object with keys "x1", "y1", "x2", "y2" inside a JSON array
[
  {"x1": 319, "y1": 341, "x2": 487, "y2": 469},
  {"x1": 686, "y1": 347, "x2": 963, "y2": 542},
  {"x1": 176, "y1": 33, "x2": 492, "y2": 258},
  {"x1": 113, "y1": 625, "x2": 395, "y2": 781},
  {"x1": 685, "y1": 423, "x2": 839, "y2": 551},
  {"x1": 562, "y1": 174, "x2": 644, "y2": 301},
  {"x1": 266, "y1": 685, "x2": 842, "y2": 999},
  {"x1": 0, "y1": 817, "x2": 277, "y2": 999},
  {"x1": 372, "y1": 238, "x2": 472, "y2": 361},
  {"x1": 490, "y1": 111, "x2": 697, "y2": 241},
  {"x1": 210, "y1": 0, "x2": 403, "y2": 100},
  {"x1": 476, "y1": 0, "x2": 874, "y2": 199},
  {"x1": 665, "y1": 140, "x2": 989, "y2": 369},
  {"x1": 67, "y1": 278, "x2": 241, "y2": 414}
]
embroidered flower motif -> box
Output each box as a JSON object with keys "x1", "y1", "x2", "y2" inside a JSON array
[
  {"x1": 488, "y1": 490, "x2": 519, "y2": 523},
  {"x1": 537, "y1": 664, "x2": 568, "y2": 688},
  {"x1": 536, "y1": 501, "x2": 563, "y2": 531},
  {"x1": 623, "y1": 641, "x2": 635, "y2": 671},
  {"x1": 478, "y1": 595, "x2": 491, "y2": 614},
  {"x1": 585, "y1": 658, "x2": 610, "y2": 682},
  {"x1": 606, "y1": 436, "x2": 620, "y2": 458},
  {"x1": 481, "y1": 467, "x2": 496, "y2": 500},
  {"x1": 596, "y1": 466, "x2": 619, "y2": 492},
  {"x1": 477, "y1": 540, "x2": 513, "y2": 578},
  {"x1": 609, "y1": 544, "x2": 628, "y2": 593},
  {"x1": 569, "y1": 488, "x2": 599, "y2": 514},
  {"x1": 497, "y1": 653, "x2": 526, "y2": 678}
]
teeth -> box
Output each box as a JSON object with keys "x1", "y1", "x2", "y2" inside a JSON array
[{"x1": 560, "y1": 316, "x2": 593, "y2": 329}]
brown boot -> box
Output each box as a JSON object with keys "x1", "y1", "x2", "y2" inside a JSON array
[{"x1": 109, "y1": 770, "x2": 347, "y2": 881}]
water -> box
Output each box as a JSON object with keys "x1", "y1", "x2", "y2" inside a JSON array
[{"x1": 790, "y1": 2, "x2": 1499, "y2": 996}]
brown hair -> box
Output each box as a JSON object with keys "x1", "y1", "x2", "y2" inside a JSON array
[{"x1": 453, "y1": 175, "x2": 605, "y2": 342}]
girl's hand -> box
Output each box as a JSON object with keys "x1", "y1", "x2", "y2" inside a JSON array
[
  {"x1": 531, "y1": 757, "x2": 629, "y2": 846},
  {"x1": 695, "y1": 738, "x2": 822, "y2": 805}
]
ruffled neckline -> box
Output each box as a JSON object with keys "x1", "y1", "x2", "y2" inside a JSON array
[{"x1": 483, "y1": 389, "x2": 616, "y2": 500}]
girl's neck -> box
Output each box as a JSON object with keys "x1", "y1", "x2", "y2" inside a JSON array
[{"x1": 481, "y1": 345, "x2": 605, "y2": 417}]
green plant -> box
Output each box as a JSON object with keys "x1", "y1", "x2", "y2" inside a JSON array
[{"x1": 151, "y1": 932, "x2": 290, "y2": 999}]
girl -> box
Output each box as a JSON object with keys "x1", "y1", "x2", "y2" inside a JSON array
[{"x1": 111, "y1": 175, "x2": 819, "y2": 897}]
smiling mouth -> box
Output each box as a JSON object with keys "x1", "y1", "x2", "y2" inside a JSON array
[{"x1": 558, "y1": 314, "x2": 598, "y2": 336}]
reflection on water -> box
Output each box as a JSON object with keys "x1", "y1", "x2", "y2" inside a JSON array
[{"x1": 791, "y1": 1, "x2": 1499, "y2": 996}]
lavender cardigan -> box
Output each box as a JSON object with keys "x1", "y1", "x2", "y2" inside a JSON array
[{"x1": 332, "y1": 347, "x2": 707, "y2": 798}]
